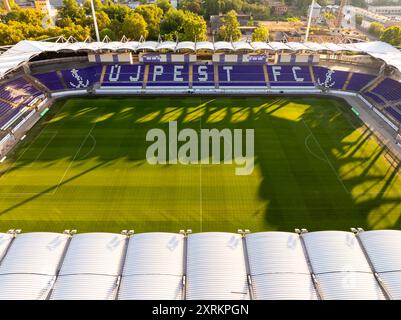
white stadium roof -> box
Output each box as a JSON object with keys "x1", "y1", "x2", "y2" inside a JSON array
[
  {"x1": 245, "y1": 232, "x2": 317, "y2": 300},
  {"x1": 50, "y1": 233, "x2": 126, "y2": 300},
  {"x1": 0, "y1": 230, "x2": 398, "y2": 299},
  {"x1": 302, "y1": 231, "x2": 386, "y2": 300},
  {"x1": 0, "y1": 232, "x2": 69, "y2": 300},
  {"x1": 118, "y1": 232, "x2": 184, "y2": 300},
  {"x1": 1, "y1": 40, "x2": 401, "y2": 79},
  {"x1": 186, "y1": 232, "x2": 250, "y2": 300}
]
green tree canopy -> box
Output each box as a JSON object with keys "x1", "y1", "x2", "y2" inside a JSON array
[
  {"x1": 155, "y1": 0, "x2": 172, "y2": 13},
  {"x1": 381, "y1": 26, "x2": 401, "y2": 46},
  {"x1": 160, "y1": 8, "x2": 207, "y2": 41},
  {"x1": 134, "y1": 4, "x2": 163, "y2": 40},
  {"x1": 369, "y1": 21, "x2": 384, "y2": 37},
  {"x1": 217, "y1": 10, "x2": 241, "y2": 41},
  {"x1": 180, "y1": 0, "x2": 201, "y2": 14},
  {"x1": 355, "y1": 14, "x2": 363, "y2": 26},
  {"x1": 82, "y1": 0, "x2": 103, "y2": 14},
  {"x1": 99, "y1": 27, "x2": 116, "y2": 41},
  {"x1": 102, "y1": 3, "x2": 130, "y2": 23},
  {"x1": 57, "y1": 0, "x2": 85, "y2": 24},
  {"x1": 5, "y1": 8, "x2": 44, "y2": 26},
  {"x1": 251, "y1": 25, "x2": 269, "y2": 41},
  {"x1": 122, "y1": 12, "x2": 148, "y2": 40}
]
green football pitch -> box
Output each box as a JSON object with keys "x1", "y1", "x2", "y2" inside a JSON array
[{"x1": 0, "y1": 96, "x2": 401, "y2": 233}]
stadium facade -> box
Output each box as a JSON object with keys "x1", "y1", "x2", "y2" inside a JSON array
[{"x1": 1, "y1": 40, "x2": 401, "y2": 300}]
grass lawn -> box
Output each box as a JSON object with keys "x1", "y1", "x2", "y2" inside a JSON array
[{"x1": 0, "y1": 96, "x2": 400, "y2": 233}]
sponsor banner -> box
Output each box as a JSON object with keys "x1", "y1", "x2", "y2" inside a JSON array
[
  {"x1": 141, "y1": 54, "x2": 163, "y2": 63},
  {"x1": 213, "y1": 54, "x2": 267, "y2": 63},
  {"x1": 244, "y1": 55, "x2": 267, "y2": 63}
]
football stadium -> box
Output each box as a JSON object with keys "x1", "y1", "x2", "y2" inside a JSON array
[{"x1": 1, "y1": 38, "x2": 401, "y2": 300}]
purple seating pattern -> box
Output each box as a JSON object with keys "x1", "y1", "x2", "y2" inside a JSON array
[
  {"x1": 369, "y1": 78, "x2": 401, "y2": 102},
  {"x1": 313, "y1": 66, "x2": 349, "y2": 90},
  {"x1": 346, "y1": 73, "x2": 376, "y2": 91},
  {"x1": 61, "y1": 65, "x2": 102, "y2": 89},
  {"x1": 219, "y1": 65, "x2": 266, "y2": 87},
  {"x1": 268, "y1": 65, "x2": 314, "y2": 87},
  {"x1": 192, "y1": 64, "x2": 215, "y2": 87},
  {"x1": 103, "y1": 64, "x2": 144, "y2": 87},
  {"x1": 147, "y1": 64, "x2": 189, "y2": 87},
  {"x1": 364, "y1": 91, "x2": 385, "y2": 104},
  {"x1": 0, "y1": 77, "x2": 44, "y2": 127},
  {"x1": 385, "y1": 107, "x2": 401, "y2": 123},
  {"x1": 0, "y1": 77, "x2": 40, "y2": 103},
  {"x1": 33, "y1": 72, "x2": 64, "y2": 91}
]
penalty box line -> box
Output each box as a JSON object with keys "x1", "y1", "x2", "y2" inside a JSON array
[{"x1": 302, "y1": 120, "x2": 352, "y2": 195}]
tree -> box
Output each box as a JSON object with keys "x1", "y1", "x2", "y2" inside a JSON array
[
  {"x1": 355, "y1": 14, "x2": 363, "y2": 26},
  {"x1": 102, "y1": 3, "x2": 130, "y2": 23},
  {"x1": 160, "y1": 8, "x2": 185, "y2": 40},
  {"x1": 0, "y1": 22, "x2": 24, "y2": 45},
  {"x1": 252, "y1": 25, "x2": 269, "y2": 41},
  {"x1": 134, "y1": 4, "x2": 163, "y2": 39},
  {"x1": 122, "y1": 12, "x2": 148, "y2": 40},
  {"x1": 381, "y1": 26, "x2": 401, "y2": 46},
  {"x1": 369, "y1": 22, "x2": 384, "y2": 37},
  {"x1": 5, "y1": 8, "x2": 44, "y2": 26},
  {"x1": 286, "y1": 16, "x2": 300, "y2": 22},
  {"x1": 217, "y1": 10, "x2": 241, "y2": 41},
  {"x1": 181, "y1": 10, "x2": 207, "y2": 41},
  {"x1": 82, "y1": 0, "x2": 103, "y2": 14},
  {"x1": 57, "y1": 0, "x2": 85, "y2": 24},
  {"x1": 95, "y1": 10, "x2": 111, "y2": 31},
  {"x1": 155, "y1": 0, "x2": 172, "y2": 13},
  {"x1": 100, "y1": 27, "x2": 116, "y2": 40},
  {"x1": 160, "y1": 8, "x2": 207, "y2": 41},
  {"x1": 180, "y1": 0, "x2": 201, "y2": 14},
  {"x1": 61, "y1": 23, "x2": 91, "y2": 40},
  {"x1": 202, "y1": 0, "x2": 223, "y2": 18}
]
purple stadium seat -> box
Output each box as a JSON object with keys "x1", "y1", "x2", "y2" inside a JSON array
[
  {"x1": 61, "y1": 65, "x2": 102, "y2": 89},
  {"x1": 147, "y1": 64, "x2": 189, "y2": 87},
  {"x1": 346, "y1": 73, "x2": 376, "y2": 91},
  {"x1": 0, "y1": 77, "x2": 40, "y2": 103},
  {"x1": 218, "y1": 64, "x2": 266, "y2": 87},
  {"x1": 192, "y1": 64, "x2": 215, "y2": 87},
  {"x1": 313, "y1": 66, "x2": 348, "y2": 90},
  {"x1": 102, "y1": 64, "x2": 144, "y2": 87},
  {"x1": 33, "y1": 72, "x2": 64, "y2": 91},
  {"x1": 267, "y1": 65, "x2": 314, "y2": 87},
  {"x1": 370, "y1": 78, "x2": 401, "y2": 102},
  {"x1": 385, "y1": 107, "x2": 401, "y2": 124},
  {"x1": 364, "y1": 91, "x2": 385, "y2": 104}
]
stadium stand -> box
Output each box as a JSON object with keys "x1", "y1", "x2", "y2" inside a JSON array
[
  {"x1": 147, "y1": 64, "x2": 189, "y2": 87},
  {"x1": 268, "y1": 65, "x2": 314, "y2": 87},
  {"x1": 0, "y1": 230, "x2": 398, "y2": 300},
  {"x1": 192, "y1": 64, "x2": 215, "y2": 88},
  {"x1": 61, "y1": 65, "x2": 102, "y2": 89},
  {"x1": 32, "y1": 71, "x2": 64, "y2": 91},
  {"x1": 346, "y1": 73, "x2": 376, "y2": 91},
  {"x1": 313, "y1": 66, "x2": 349, "y2": 90},
  {"x1": 102, "y1": 64, "x2": 144, "y2": 87},
  {"x1": 218, "y1": 64, "x2": 266, "y2": 87},
  {"x1": 368, "y1": 78, "x2": 401, "y2": 102}
]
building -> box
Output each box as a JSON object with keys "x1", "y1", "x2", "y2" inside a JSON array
[
  {"x1": 368, "y1": 6, "x2": 401, "y2": 17},
  {"x1": 271, "y1": 2, "x2": 288, "y2": 16}
]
